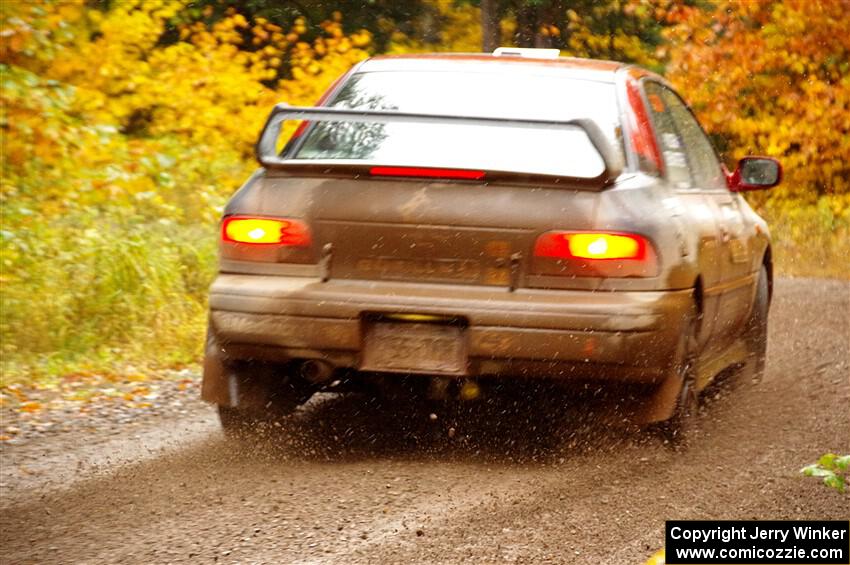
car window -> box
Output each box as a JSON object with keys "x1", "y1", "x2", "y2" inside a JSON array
[
  {"x1": 290, "y1": 71, "x2": 624, "y2": 179},
  {"x1": 657, "y1": 85, "x2": 726, "y2": 190},
  {"x1": 643, "y1": 82, "x2": 692, "y2": 189}
]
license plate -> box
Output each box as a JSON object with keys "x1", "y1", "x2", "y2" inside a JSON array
[{"x1": 361, "y1": 322, "x2": 467, "y2": 375}]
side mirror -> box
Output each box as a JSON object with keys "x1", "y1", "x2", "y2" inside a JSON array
[{"x1": 727, "y1": 156, "x2": 782, "y2": 192}]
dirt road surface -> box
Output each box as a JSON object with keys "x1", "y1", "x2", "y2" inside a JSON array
[{"x1": 2, "y1": 278, "x2": 848, "y2": 564}]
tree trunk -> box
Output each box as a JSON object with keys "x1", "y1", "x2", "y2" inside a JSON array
[
  {"x1": 481, "y1": 0, "x2": 500, "y2": 52},
  {"x1": 515, "y1": 4, "x2": 536, "y2": 47},
  {"x1": 535, "y1": 1, "x2": 564, "y2": 48}
]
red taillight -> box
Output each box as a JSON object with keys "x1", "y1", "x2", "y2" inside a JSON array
[
  {"x1": 625, "y1": 78, "x2": 664, "y2": 175},
  {"x1": 370, "y1": 166, "x2": 486, "y2": 180},
  {"x1": 534, "y1": 232, "x2": 647, "y2": 260},
  {"x1": 533, "y1": 231, "x2": 657, "y2": 278},
  {"x1": 222, "y1": 216, "x2": 311, "y2": 247}
]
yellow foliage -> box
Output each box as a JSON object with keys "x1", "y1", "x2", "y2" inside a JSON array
[
  {"x1": 665, "y1": 0, "x2": 850, "y2": 201},
  {"x1": 662, "y1": 1, "x2": 849, "y2": 277},
  {"x1": 0, "y1": 1, "x2": 372, "y2": 379},
  {"x1": 388, "y1": 0, "x2": 482, "y2": 54},
  {"x1": 4, "y1": 1, "x2": 369, "y2": 158}
]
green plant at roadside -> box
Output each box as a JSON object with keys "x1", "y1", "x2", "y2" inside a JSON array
[
  {"x1": 756, "y1": 196, "x2": 850, "y2": 280},
  {"x1": 801, "y1": 454, "x2": 850, "y2": 494},
  {"x1": 0, "y1": 64, "x2": 239, "y2": 382}
]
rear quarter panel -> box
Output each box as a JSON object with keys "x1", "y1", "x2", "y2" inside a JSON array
[{"x1": 591, "y1": 174, "x2": 700, "y2": 292}]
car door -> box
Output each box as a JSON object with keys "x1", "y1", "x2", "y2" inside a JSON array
[
  {"x1": 656, "y1": 84, "x2": 757, "y2": 344},
  {"x1": 641, "y1": 81, "x2": 725, "y2": 355}
]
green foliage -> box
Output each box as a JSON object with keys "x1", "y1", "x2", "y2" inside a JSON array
[
  {"x1": 801, "y1": 454, "x2": 850, "y2": 494},
  {"x1": 1, "y1": 220, "x2": 217, "y2": 381}
]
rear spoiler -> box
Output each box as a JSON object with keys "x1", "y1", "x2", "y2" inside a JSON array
[{"x1": 255, "y1": 104, "x2": 624, "y2": 187}]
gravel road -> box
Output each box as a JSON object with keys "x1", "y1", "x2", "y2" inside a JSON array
[{"x1": 1, "y1": 278, "x2": 848, "y2": 564}]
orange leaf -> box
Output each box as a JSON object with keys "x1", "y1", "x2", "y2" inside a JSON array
[{"x1": 19, "y1": 401, "x2": 43, "y2": 413}]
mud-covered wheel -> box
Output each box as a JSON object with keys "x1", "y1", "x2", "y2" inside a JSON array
[
  {"x1": 659, "y1": 361, "x2": 699, "y2": 447},
  {"x1": 654, "y1": 302, "x2": 701, "y2": 447},
  {"x1": 217, "y1": 361, "x2": 313, "y2": 439},
  {"x1": 741, "y1": 264, "x2": 770, "y2": 381}
]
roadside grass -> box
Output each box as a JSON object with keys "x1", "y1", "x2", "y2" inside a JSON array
[
  {"x1": 761, "y1": 201, "x2": 850, "y2": 280},
  {"x1": 0, "y1": 220, "x2": 216, "y2": 388}
]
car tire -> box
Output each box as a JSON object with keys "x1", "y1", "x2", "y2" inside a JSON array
[
  {"x1": 742, "y1": 264, "x2": 769, "y2": 381},
  {"x1": 655, "y1": 303, "x2": 700, "y2": 447},
  {"x1": 660, "y1": 365, "x2": 699, "y2": 447},
  {"x1": 217, "y1": 361, "x2": 313, "y2": 439}
]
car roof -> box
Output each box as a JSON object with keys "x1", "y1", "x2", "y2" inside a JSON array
[{"x1": 358, "y1": 53, "x2": 626, "y2": 83}]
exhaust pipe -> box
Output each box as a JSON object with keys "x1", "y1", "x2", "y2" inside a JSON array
[{"x1": 299, "y1": 359, "x2": 333, "y2": 383}]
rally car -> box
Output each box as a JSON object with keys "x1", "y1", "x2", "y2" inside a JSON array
[{"x1": 202, "y1": 48, "x2": 781, "y2": 439}]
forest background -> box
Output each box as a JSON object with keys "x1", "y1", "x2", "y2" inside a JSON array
[{"x1": 1, "y1": 0, "x2": 848, "y2": 383}]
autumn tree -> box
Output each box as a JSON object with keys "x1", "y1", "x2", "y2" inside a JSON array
[
  {"x1": 665, "y1": 0, "x2": 850, "y2": 203},
  {"x1": 0, "y1": 0, "x2": 373, "y2": 375},
  {"x1": 474, "y1": 0, "x2": 690, "y2": 68},
  {"x1": 184, "y1": 0, "x2": 434, "y2": 52}
]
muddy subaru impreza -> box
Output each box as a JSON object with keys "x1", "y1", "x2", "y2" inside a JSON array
[{"x1": 202, "y1": 49, "x2": 781, "y2": 439}]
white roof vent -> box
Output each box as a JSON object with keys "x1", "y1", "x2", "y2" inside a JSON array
[{"x1": 492, "y1": 47, "x2": 560, "y2": 59}]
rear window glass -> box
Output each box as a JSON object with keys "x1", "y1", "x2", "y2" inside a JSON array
[{"x1": 289, "y1": 71, "x2": 623, "y2": 179}]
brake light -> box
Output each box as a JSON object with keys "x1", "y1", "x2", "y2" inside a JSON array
[
  {"x1": 370, "y1": 166, "x2": 486, "y2": 180},
  {"x1": 535, "y1": 232, "x2": 646, "y2": 260},
  {"x1": 222, "y1": 216, "x2": 311, "y2": 247},
  {"x1": 532, "y1": 231, "x2": 656, "y2": 278}
]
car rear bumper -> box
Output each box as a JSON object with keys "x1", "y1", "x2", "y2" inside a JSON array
[{"x1": 207, "y1": 274, "x2": 693, "y2": 383}]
